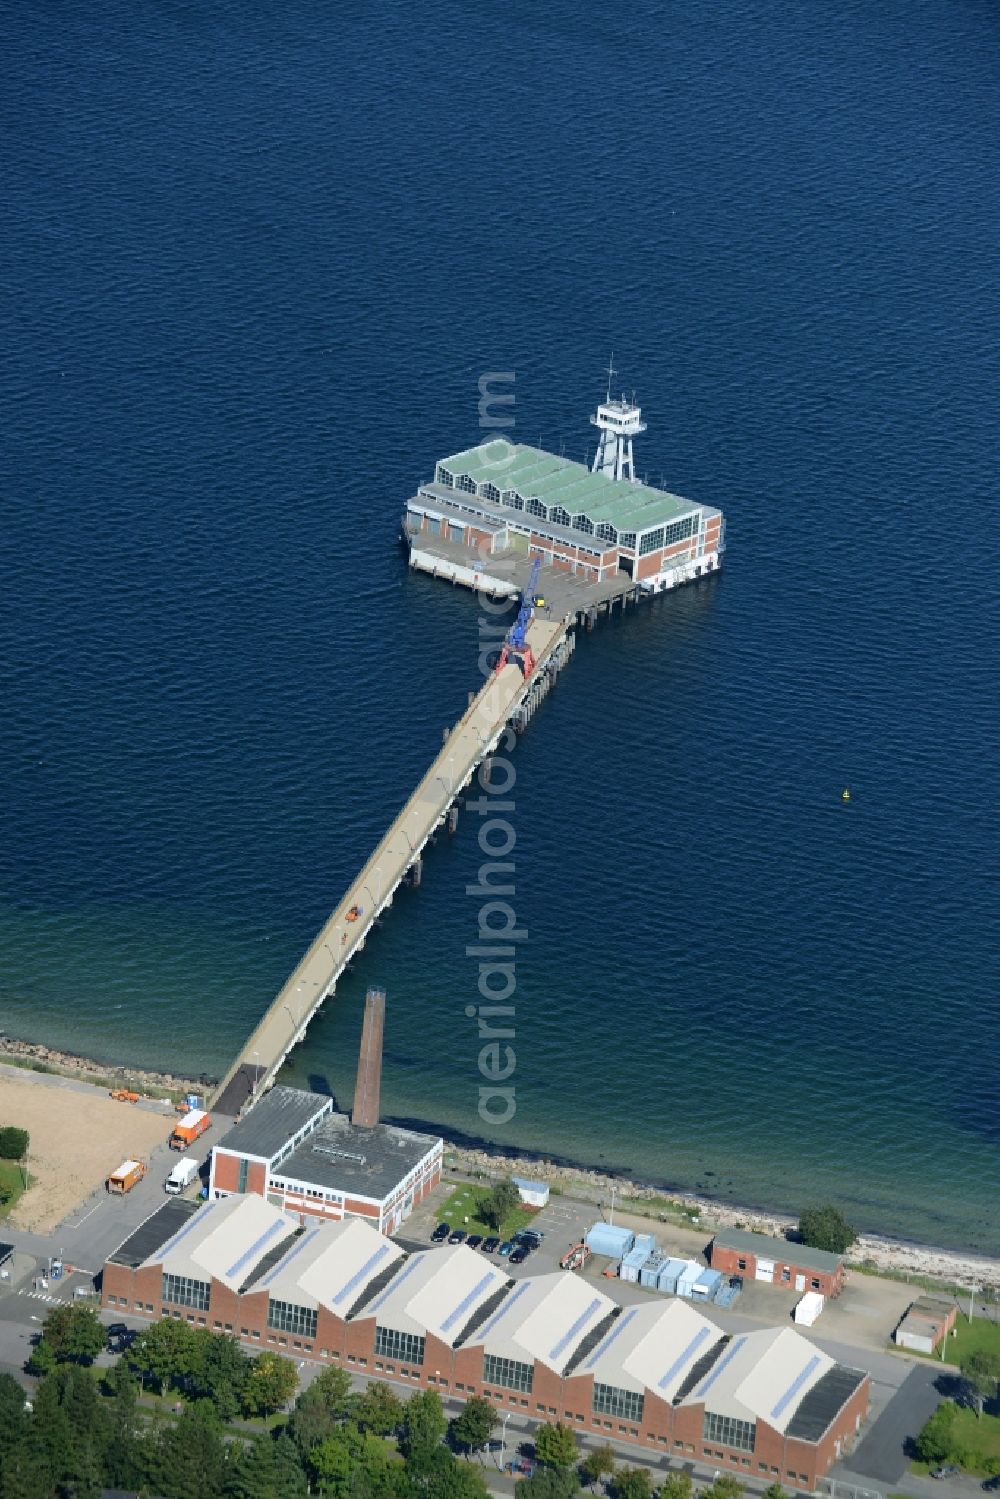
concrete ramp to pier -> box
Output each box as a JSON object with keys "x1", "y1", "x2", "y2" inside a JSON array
[{"x1": 211, "y1": 617, "x2": 568, "y2": 1112}]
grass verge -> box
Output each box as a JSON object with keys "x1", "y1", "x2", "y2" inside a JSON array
[{"x1": 0, "y1": 1159, "x2": 32, "y2": 1217}]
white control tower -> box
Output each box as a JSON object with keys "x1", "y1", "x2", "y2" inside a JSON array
[{"x1": 589, "y1": 357, "x2": 646, "y2": 482}]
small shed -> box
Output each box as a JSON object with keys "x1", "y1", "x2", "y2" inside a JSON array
[
  {"x1": 894, "y1": 1297, "x2": 957, "y2": 1353},
  {"x1": 675, "y1": 1261, "x2": 704, "y2": 1299},
  {"x1": 691, "y1": 1268, "x2": 723, "y2": 1302},
  {"x1": 619, "y1": 1246, "x2": 651, "y2": 1284},
  {"x1": 656, "y1": 1256, "x2": 689, "y2": 1294},
  {"x1": 586, "y1": 1223, "x2": 635, "y2": 1259},
  {"x1": 633, "y1": 1232, "x2": 657, "y2": 1255},
  {"x1": 512, "y1": 1177, "x2": 550, "y2": 1209}
]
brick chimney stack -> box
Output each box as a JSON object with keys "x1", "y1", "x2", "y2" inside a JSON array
[{"x1": 352, "y1": 986, "x2": 386, "y2": 1129}]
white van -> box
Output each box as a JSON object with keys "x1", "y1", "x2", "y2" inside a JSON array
[{"x1": 164, "y1": 1156, "x2": 199, "y2": 1195}]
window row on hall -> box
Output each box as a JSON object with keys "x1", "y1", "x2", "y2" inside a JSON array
[
  {"x1": 267, "y1": 1299, "x2": 318, "y2": 1339},
  {"x1": 374, "y1": 1325, "x2": 425, "y2": 1366},
  {"x1": 592, "y1": 1382, "x2": 645, "y2": 1423},
  {"x1": 638, "y1": 515, "x2": 698, "y2": 555},
  {"x1": 482, "y1": 1354, "x2": 534, "y2": 1393},
  {"x1": 703, "y1": 1412, "x2": 756, "y2": 1453},
  {"x1": 161, "y1": 1273, "x2": 210, "y2": 1311}
]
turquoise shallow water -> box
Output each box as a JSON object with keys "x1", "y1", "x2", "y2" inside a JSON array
[{"x1": 2, "y1": 0, "x2": 998, "y2": 1253}]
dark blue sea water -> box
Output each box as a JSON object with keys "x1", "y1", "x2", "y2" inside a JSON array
[{"x1": 3, "y1": 0, "x2": 998, "y2": 1253}]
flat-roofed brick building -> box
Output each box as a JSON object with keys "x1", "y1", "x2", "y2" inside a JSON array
[{"x1": 208, "y1": 1086, "x2": 441, "y2": 1236}]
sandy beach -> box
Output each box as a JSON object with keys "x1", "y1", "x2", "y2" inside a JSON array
[{"x1": 0, "y1": 1070, "x2": 175, "y2": 1233}]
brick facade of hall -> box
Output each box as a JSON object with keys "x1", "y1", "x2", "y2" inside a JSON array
[{"x1": 103, "y1": 1264, "x2": 867, "y2": 1491}]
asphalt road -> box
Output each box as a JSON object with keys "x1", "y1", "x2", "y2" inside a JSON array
[{"x1": 839, "y1": 1363, "x2": 948, "y2": 1485}]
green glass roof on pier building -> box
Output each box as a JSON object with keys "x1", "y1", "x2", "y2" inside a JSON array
[{"x1": 436, "y1": 439, "x2": 720, "y2": 542}]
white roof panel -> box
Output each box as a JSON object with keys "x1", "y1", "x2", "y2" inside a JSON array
[
  {"x1": 257, "y1": 1216, "x2": 404, "y2": 1313},
  {"x1": 367, "y1": 1245, "x2": 508, "y2": 1345},
  {"x1": 471, "y1": 1272, "x2": 615, "y2": 1375}
]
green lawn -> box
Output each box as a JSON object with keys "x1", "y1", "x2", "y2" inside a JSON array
[
  {"x1": 947, "y1": 1316, "x2": 1000, "y2": 1366},
  {"x1": 0, "y1": 1160, "x2": 31, "y2": 1218},
  {"x1": 439, "y1": 1183, "x2": 534, "y2": 1240},
  {"x1": 896, "y1": 1314, "x2": 1000, "y2": 1367},
  {"x1": 911, "y1": 1406, "x2": 1000, "y2": 1478}
]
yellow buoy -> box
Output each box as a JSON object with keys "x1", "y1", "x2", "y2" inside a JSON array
[{"x1": 841, "y1": 788, "x2": 851, "y2": 801}]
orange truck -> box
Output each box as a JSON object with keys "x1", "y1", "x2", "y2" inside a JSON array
[
  {"x1": 107, "y1": 1159, "x2": 146, "y2": 1194},
  {"x1": 110, "y1": 1089, "x2": 140, "y2": 1103},
  {"x1": 170, "y1": 1109, "x2": 211, "y2": 1151}
]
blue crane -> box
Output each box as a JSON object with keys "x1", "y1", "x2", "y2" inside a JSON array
[{"x1": 496, "y1": 555, "x2": 544, "y2": 677}]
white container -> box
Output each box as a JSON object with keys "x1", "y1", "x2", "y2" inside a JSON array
[{"x1": 794, "y1": 1291, "x2": 824, "y2": 1326}]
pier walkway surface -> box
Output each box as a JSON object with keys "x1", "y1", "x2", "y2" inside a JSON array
[{"x1": 211, "y1": 616, "x2": 570, "y2": 1116}]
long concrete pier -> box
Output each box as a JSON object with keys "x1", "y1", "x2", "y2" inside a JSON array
[{"x1": 211, "y1": 616, "x2": 573, "y2": 1115}]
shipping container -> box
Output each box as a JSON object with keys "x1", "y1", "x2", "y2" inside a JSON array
[
  {"x1": 619, "y1": 1246, "x2": 651, "y2": 1284},
  {"x1": 585, "y1": 1223, "x2": 635, "y2": 1259},
  {"x1": 656, "y1": 1256, "x2": 689, "y2": 1294},
  {"x1": 691, "y1": 1268, "x2": 723, "y2": 1301},
  {"x1": 675, "y1": 1262, "x2": 704, "y2": 1299},
  {"x1": 794, "y1": 1291, "x2": 825, "y2": 1326},
  {"x1": 640, "y1": 1254, "x2": 668, "y2": 1288},
  {"x1": 633, "y1": 1232, "x2": 657, "y2": 1255}
]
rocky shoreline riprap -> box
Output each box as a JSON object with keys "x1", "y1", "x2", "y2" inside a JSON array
[
  {"x1": 445, "y1": 1142, "x2": 1000, "y2": 1291},
  {"x1": 0, "y1": 1034, "x2": 210, "y2": 1100}
]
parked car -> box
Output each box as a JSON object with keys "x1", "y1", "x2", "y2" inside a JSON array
[
  {"x1": 106, "y1": 1322, "x2": 128, "y2": 1341},
  {"x1": 931, "y1": 1466, "x2": 960, "y2": 1480},
  {"x1": 465, "y1": 1234, "x2": 483, "y2": 1250},
  {"x1": 448, "y1": 1229, "x2": 467, "y2": 1245},
  {"x1": 482, "y1": 1236, "x2": 501, "y2": 1253},
  {"x1": 514, "y1": 1229, "x2": 543, "y2": 1245},
  {"x1": 431, "y1": 1223, "x2": 450, "y2": 1242},
  {"x1": 498, "y1": 1240, "x2": 515, "y2": 1257},
  {"x1": 509, "y1": 1246, "x2": 530, "y2": 1264}
]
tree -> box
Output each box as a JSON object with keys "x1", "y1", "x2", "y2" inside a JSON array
[
  {"x1": 0, "y1": 1127, "x2": 28, "y2": 1161},
  {"x1": 403, "y1": 1444, "x2": 491, "y2": 1496},
  {"x1": 352, "y1": 1379, "x2": 405, "y2": 1435},
  {"x1": 240, "y1": 1350, "x2": 298, "y2": 1418},
  {"x1": 482, "y1": 1179, "x2": 521, "y2": 1232},
  {"x1": 102, "y1": 1366, "x2": 145, "y2": 1492},
  {"x1": 145, "y1": 1402, "x2": 230, "y2": 1499},
  {"x1": 658, "y1": 1474, "x2": 693, "y2": 1499},
  {"x1": 580, "y1": 1443, "x2": 616, "y2": 1487},
  {"x1": 914, "y1": 1401, "x2": 958, "y2": 1464},
  {"x1": 796, "y1": 1205, "x2": 856, "y2": 1255},
  {"x1": 23, "y1": 1339, "x2": 56, "y2": 1378},
  {"x1": 516, "y1": 1468, "x2": 580, "y2": 1498},
  {"x1": 699, "y1": 1478, "x2": 744, "y2": 1499},
  {"x1": 534, "y1": 1421, "x2": 578, "y2": 1471},
  {"x1": 450, "y1": 1396, "x2": 497, "y2": 1455},
  {"x1": 305, "y1": 1365, "x2": 354, "y2": 1417},
  {"x1": 34, "y1": 1303, "x2": 105, "y2": 1365},
  {"x1": 127, "y1": 1316, "x2": 201, "y2": 1392},
  {"x1": 0, "y1": 1372, "x2": 28, "y2": 1462},
  {"x1": 611, "y1": 1467, "x2": 653, "y2": 1499},
  {"x1": 760, "y1": 1485, "x2": 788, "y2": 1499},
  {"x1": 179, "y1": 1329, "x2": 249, "y2": 1421},
  {"x1": 960, "y1": 1350, "x2": 1000, "y2": 1419},
  {"x1": 398, "y1": 1388, "x2": 448, "y2": 1462},
  {"x1": 224, "y1": 1432, "x2": 309, "y2": 1499}
]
